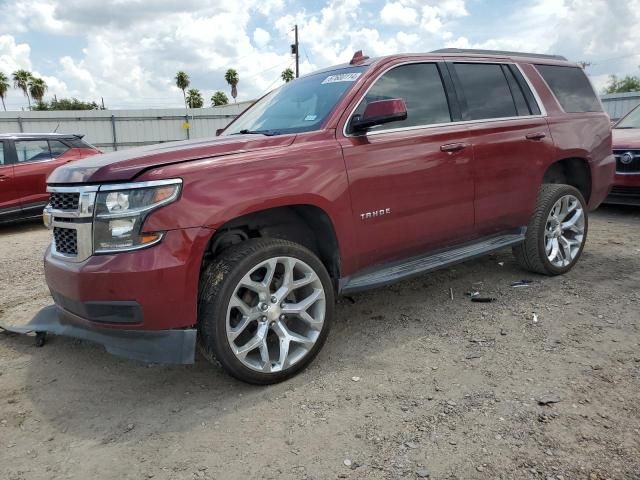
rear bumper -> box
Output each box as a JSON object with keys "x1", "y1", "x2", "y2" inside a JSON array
[
  {"x1": 588, "y1": 153, "x2": 616, "y2": 210},
  {"x1": 2, "y1": 305, "x2": 196, "y2": 364}
]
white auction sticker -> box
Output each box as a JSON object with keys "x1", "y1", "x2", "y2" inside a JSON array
[{"x1": 321, "y1": 72, "x2": 362, "y2": 84}]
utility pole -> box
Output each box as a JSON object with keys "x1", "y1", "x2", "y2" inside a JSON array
[{"x1": 292, "y1": 25, "x2": 299, "y2": 78}]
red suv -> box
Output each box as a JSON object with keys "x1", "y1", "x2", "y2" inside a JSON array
[
  {"x1": 607, "y1": 104, "x2": 640, "y2": 205},
  {"x1": 8, "y1": 49, "x2": 614, "y2": 384},
  {"x1": 0, "y1": 133, "x2": 100, "y2": 223}
]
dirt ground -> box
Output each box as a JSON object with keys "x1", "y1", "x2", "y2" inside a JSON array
[{"x1": 1, "y1": 206, "x2": 639, "y2": 480}]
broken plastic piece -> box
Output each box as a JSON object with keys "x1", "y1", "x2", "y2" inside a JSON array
[
  {"x1": 350, "y1": 50, "x2": 370, "y2": 65},
  {"x1": 471, "y1": 297, "x2": 496, "y2": 303}
]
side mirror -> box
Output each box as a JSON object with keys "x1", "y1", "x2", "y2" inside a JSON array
[
  {"x1": 215, "y1": 128, "x2": 224, "y2": 136},
  {"x1": 351, "y1": 98, "x2": 407, "y2": 133}
]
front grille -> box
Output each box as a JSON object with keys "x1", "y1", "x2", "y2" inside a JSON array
[
  {"x1": 50, "y1": 192, "x2": 80, "y2": 210},
  {"x1": 613, "y1": 150, "x2": 640, "y2": 174},
  {"x1": 54, "y1": 227, "x2": 78, "y2": 255}
]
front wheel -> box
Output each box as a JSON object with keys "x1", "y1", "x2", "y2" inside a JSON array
[
  {"x1": 198, "y1": 238, "x2": 334, "y2": 384},
  {"x1": 513, "y1": 184, "x2": 588, "y2": 275}
]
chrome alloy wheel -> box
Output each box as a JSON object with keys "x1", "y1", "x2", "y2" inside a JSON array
[
  {"x1": 226, "y1": 256, "x2": 326, "y2": 373},
  {"x1": 544, "y1": 194, "x2": 585, "y2": 268}
]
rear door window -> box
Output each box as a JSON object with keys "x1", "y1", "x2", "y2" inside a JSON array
[
  {"x1": 453, "y1": 63, "x2": 519, "y2": 120},
  {"x1": 350, "y1": 63, "x2": 452, "y2": 132},
  {"x1": 15, "y1": 140, "x2": 53, "y2": 163},
  {"x1": 535, "y1": 65, "x2": 602, "y2": 113},
  {"x1": 0, "y1": 141, "x2": 6, "y2": 165}
]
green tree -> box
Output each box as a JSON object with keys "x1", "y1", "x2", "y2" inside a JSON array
[
  {"x1": 186, "y1": 88, "x2": 203, "y2": 108},
  {"x1": 12, "y1": 69, "x2": 32, "y2": 108},
  {"x1": 211, "y1": 91, "x2": 229, "y2": 106},
  {"x1": 281, "y1": 68, "x2": 295, "y2": 83},
  {"x1": 175, "y1": 71, "x2": 190, "y2": 109},
  {"x1": 604, "y1": 74, "x2": 640, "y2": 94},
  {"x1": 32, "y1": 98, "x2": 100, "y2": 111},
  {"x1": 28, "y1": 77, "x2": 47, "y2": 103},
  {"x1": 224, "y1": 68, "x2": 239, "y2": 102},
  {"x1": 0, "y1": 72, "x2": 9, "y2": 111}
]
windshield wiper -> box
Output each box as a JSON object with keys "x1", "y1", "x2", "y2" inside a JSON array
[
  {"x1": 233, "y1": 129, "x2": 280, "y2": 136},
  {"x1": 614, "y1": 126, "x2": 635, "y2": 129}
]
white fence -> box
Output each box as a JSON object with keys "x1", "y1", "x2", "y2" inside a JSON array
[
  {"x1": 0, "y1": 101, "x2": 252, "y2": 152},
  {"x1": 601, "y1": 91, "x2": 640, "y2": 122}
]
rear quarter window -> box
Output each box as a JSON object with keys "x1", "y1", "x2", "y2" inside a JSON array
[{"x1": 535, "y1": 65, "x2": 602, "y2": 113}]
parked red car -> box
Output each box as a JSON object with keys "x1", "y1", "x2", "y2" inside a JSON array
[
  {"x1": 0, "y1": 133, "x2": 100, "y2": 223},
  {"x1": 8, "y1": 49, "x2": 614, "y2": 384},
  {"x1": 607, "y1": 104, "x2": 640, "y2": 205}
]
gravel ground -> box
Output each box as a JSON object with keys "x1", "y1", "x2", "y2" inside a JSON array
[{"x1": 1, "y1": 206, "x2": 639, "y2": 480}]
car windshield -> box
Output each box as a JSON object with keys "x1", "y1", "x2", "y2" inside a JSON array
[
  {"x1": 615, "y1": 106, "x2": 640, "y2": 129},
  {"x1": 223, "y1": 66, "x2": 366, "y2": 136}
]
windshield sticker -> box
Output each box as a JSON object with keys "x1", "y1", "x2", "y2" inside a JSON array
[
  {"x1": 321, "y1": 73, "x2": 362, "y2": 84},
  {"x1": 304, "y1": 114, "x2": 318, "y2": 121}
]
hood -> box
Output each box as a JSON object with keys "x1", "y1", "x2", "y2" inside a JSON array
[
  {"x1": 612, "y1": 128, "x2": 640, "y2": 150},
  {"x1": 48, "y1": 134, "x2": 296, "y2": 184}
]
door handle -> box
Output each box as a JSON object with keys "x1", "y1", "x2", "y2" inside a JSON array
[
  {"x1": 0, "y1": 174, "x2": 8, "y2": 182},
  {"x1": 526, "y1": 132, "x2": 547, "y2": 141},
  {"x1": 440, "y1": 142, "x2": 469, "y2": 153}
]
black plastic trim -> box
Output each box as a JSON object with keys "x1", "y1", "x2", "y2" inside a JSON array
[{"x1": 1, "y1": 305, "x2": 196, "y2": 364}]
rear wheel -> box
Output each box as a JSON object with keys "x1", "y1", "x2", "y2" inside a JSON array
[
  {"x1": 198, "y1": 238, "x2": 334, "y2": 384},
  {"x1": 513, "y1": 184, "x2": 588, "y2": 275}
]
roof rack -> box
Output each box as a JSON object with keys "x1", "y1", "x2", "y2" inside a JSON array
[{"x1": 431, "y1": 48, "x2": 568, "y2": 61}]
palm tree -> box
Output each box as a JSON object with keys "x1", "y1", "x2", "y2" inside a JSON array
[
  {"x1": 186, "y1": 88, "x2": 203, "y2": 108},
  {"x1": 12, "y1": 69, "x2": 32, "y2": 108},
  {"x1": 281, "y1": 68, "x2": 295, "y2": 83},
  {"x1": 175, "y1": 71, "x2": 190, "y2": 109},
  {"x1": 224, "y1": 68, "x2": 239, "y2": 103},
  {"x1": 29, "y1": 77, "x2": 47, "y2": 104},
  {"x1": 0, "y1": 72, "x2": 9, "y2": 111},
  {"x1": 211, "y1": 91, "x2": 229, "y2": 107}
]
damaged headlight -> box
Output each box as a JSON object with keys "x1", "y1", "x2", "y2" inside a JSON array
[{"x1": 93, "y1": 179, "x2": 182, "y2": 253}]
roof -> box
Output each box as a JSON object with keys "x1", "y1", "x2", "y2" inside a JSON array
[
  {"x1": 431, "y1": 48, "x2": 568, "y2": 61},
  {"x1": 0, "y1": 133, "x2": 84, "y2": 140}
]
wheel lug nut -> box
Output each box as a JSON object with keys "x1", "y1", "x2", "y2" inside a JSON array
[
  {"x1": 260, "y1": 316, "x2": 267, "y2": 322},
  {"x1": 270, "y1": 321, "x2": 276, "y2": 327},
  {"x1": 270, "y1": 296, "x2": 277, "y2": 303},
  {"x1": 279, "y1": 314, "x2": 285, "y2": 320},
  {"x1": 280, "y1": 302, "x2": 285, "y2": 308},
  {"x1": 260, "y1": 303, "x2": 268, "y2": 311}
]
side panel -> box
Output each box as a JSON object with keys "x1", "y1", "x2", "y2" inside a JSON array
[
  {"x1": 466, "y1": 118, "x2": 555, "y2": 232},
  {"x1": 138, "y1": 131, "x2": 360, "y2": 276},
  {"x1": 0, "y1": 140, "x2": 18, "y2": 218}
]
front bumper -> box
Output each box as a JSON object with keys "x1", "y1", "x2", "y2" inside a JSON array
[
  {"x1": 2, "y1": 305, "x2": 196, "y2": 364},
  {"x1": 604, "y1": 174, "x2": 640, "y2": 206},
  {"x1": 44, "y1": 226, "x2": 212, "y2": 331}
]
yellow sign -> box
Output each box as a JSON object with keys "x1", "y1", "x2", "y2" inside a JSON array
[{"x1": 182, "y1": 121, "x2": 190, "y2": 129}]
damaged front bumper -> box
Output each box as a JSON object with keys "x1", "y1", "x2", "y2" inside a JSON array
[{"x1": 2, "y1": 305, "x2": 196, "y2": 365}]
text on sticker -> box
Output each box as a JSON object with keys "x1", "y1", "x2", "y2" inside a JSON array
[{"x1": 321, "y1": 73, "x2": 362, "y2": 84}]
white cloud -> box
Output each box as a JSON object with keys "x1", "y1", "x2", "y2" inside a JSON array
[
  {"x1": 0, "y1": 0, "x2": 639, "y2": 110},
  {"x1": 380, "y1": 2, "x2": 418, "y2": 26},
  {"x1": 253, "y1": 28, "x2": 271, "y2": 47},
  {"x1": 0, "y1": 35, "x2": 32, "y2": 72}
]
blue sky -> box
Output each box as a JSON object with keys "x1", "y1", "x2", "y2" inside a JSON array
[{"x1": 1, "y1": 0, "x2": 638, "y2": 110}]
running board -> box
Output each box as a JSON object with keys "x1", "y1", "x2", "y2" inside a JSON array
[{"x1": 339, "y1": 230, "x2": 526, "y2": 294}]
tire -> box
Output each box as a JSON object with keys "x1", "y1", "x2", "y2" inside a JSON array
[
  {"x1": 198, "y1": 238, "x2": 334, "y2": 384},
  {"x1": 513, "y1": 184, "x2": 588, "y2": 276}
]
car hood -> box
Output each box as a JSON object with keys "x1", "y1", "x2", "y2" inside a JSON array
[
  {"x1": 48, "y1": 134, "x2": 296, "y2": 184},
  {"x1": 612, "y1": 128, "x2": 640, "y2": 150}
]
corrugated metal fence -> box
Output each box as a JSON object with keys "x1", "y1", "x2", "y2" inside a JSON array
[
  {"x1": 0, "y1": 102, "x2": 252, "y2": 152},
  {"x1": 601, "y1": 91, "x2": 640, "y2": 121}
]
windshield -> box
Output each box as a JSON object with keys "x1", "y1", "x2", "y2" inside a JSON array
[
  {"x1": 223, "y1": 66, "x2": 366, "y2": 136},
  {"x1": 615, "y1": 105, "x2": 640, "y2": 129}
]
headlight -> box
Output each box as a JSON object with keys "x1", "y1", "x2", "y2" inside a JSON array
[{"x1": 93, "y1": 179, "x2": 182, "y2": 253}]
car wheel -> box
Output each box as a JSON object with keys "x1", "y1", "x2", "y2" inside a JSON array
[
  {"x1": 198, "y1": 238, "x2": 334, "y2": 384},
  {"x1": 513, "y1": 184, "x2": 588, "y2": 275}
]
